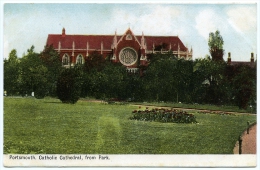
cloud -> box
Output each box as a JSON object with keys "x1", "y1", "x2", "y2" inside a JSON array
[
  {"x1": 225, "y1": 6, "x2": 257, "y2": 57},
  {"x1": 139, "y1": 6, "x2": 181, "y2": 35},
  {"x1": 195, "y1": 9, "x2": 226, "y2": 40},
  {"x1": 110, "y1": 5, "x2": 181, "y2": 35},
  {"x1": 227, "y1": 6, "x2": 257, "y2": 33}
]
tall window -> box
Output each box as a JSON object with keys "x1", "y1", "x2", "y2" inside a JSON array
[
  {"x1": 62, "y1": 54, "x2": 70, "y2": 66},
  {"x1": 76, "y1": 54, "x2": 84, "y2": 64}
]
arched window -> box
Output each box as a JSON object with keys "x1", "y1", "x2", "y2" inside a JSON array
[
  {"x1": 62, "y1": 54, "x2": 70, "y2": 66},
  {"x1": 76, "y1": 54, "x2": 84, "y2": 64}
]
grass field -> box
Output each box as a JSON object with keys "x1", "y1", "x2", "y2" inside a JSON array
[{"x1": 4, "y1": 97, "x2": 256, "y2": 154}]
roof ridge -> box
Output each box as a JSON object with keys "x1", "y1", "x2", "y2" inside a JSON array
[
  {"x1": 48, "y1": 34, "x2": 179, "y2": 37},
  {"x1": 136, "y1": 35, "x2": 179, "y2": 37},
  {"x1": 48, "y1": 34, "x2": 117, "y2": 36}
]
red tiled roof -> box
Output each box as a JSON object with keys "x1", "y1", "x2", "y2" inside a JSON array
[
  {"x1": 46, "y1": 34, "x2": 187, "y2": 51},
  {"x1": 136, "y1": 36, "x2": 187, "y2": 51},
  {"x1": 46, "y1": 34, "x2": 118, "y2": 50}
]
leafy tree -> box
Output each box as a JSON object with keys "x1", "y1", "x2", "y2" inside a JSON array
[
  {"x1": 192, "y1": 59, "x2": 228, "y2": 105},
  {"x1": 80, "y1": 70, "x2": 93, "y2": 97},
  {"x1": 19, "y1": 46, "x2": 48, "y2": 98},
  {"x1": 208, "y1": 30, "x2": 224, "y2": 61},
  {"x1": 147, "y1": 51, "x2": 177, "y2": 64},
  {"x1": 175, "y1": 59, "x2": 193, "y2": 103},
  {"x1": 57, "y1": 66, "x2": 83, "y2": 104},
  {"x1": 144, "y1": 53, "x2": 192, "y2": 103},
  {"x1": 125, "y1": 73, "x2": 144, "y2": 101},
  {"x1": 231, "y1": 65, "x2": 256, "y2": 109},
  {"x1": 100, "y1": 63, "x2": 127, "y2": 99},
  {"x1": 4, "y1": 49, "x2": 20, "y2": 96},
  {"x1": 85, "y1": 63, "x2": 127, "y2": 100},
  {"x1": 40, "y1": 45, "x2": 63, "y2": 97},
  {"x1": 84, "y1": 51, "x2": 107, "y2": 72}
]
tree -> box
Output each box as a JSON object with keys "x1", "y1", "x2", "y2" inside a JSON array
[
  {"x1": 19, "y1": 46, "x2": 48, "y2": 98},
  {"x1": 4, "y1": 49, "x2": 20, "y2": 96},
  {"x1": 100, "y1": 63, "x2": 128, "y2": 99},
  {"x1": 208, "y1": 30, "x2": 224, "y2": 61},
  {"x1": 143, "y1": 53, "x2": 192, "y2": 103},
  {"x1": 80, "y1": 51, "x2": 108, "y2": 98},
  {"x1": 84, "y1": 51, "x2": 107, "y2": 72},
  {"x1": 231, "y1": 65, "x2": 256, "y2": 109},
  {"x1": 192, "y1": 58, "x2": 228, "y2": 105},
  {"x1": 40, "y1": 45, "x2": 63, "y2": 97},
  {"x1": 57, "y1": 66, "x2": 83, "y2": 104},
  {"x1": 85, "y1": 63, "x2": 127, "y2": 100}
]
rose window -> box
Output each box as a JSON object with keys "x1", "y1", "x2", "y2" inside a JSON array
[{"x1": 119, "y1": 47, "x2": 138, "y2": 66}]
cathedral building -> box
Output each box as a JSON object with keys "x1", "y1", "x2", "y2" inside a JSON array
[{"x1": 46, "y1": 28, "x2": 193, "y2": 72}]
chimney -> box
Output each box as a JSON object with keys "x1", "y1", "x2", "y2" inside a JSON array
[
  {"x1": 251, "y1": 53, "x2": 254, "y2": 63},
  {"x1": 62, "y1": 28, "x2": 66, "y2": 37},
  {"x1": 227, "y1": 52, "x2": 231, "y2": 64}
]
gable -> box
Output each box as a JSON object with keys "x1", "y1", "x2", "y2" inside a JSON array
[{"x1": 116, "y1": 28, "x2": 141, "y2": 47}]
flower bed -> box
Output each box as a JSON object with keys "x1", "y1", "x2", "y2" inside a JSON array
[{"x1": 130, "y1": 107, "x2": 197, "y2": 123}]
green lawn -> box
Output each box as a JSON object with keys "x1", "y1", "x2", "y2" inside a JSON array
[{"x1": 4, "y1": 97, "x2": 256, "y2": 154}]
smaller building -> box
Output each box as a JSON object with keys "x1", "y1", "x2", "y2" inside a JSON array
[{"x1": 227, "y1": 52, "x2": 256, "y2": 67}]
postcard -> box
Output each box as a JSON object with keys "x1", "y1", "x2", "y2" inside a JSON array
[{"x1": 2, "y1": 0, "x2": 258, "y2": 168}]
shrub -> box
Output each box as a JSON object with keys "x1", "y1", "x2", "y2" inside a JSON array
[{"x1": 130, "y1": 108, "x2": 197, "y2": 123}]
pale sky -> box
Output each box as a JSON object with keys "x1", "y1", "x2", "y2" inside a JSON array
[{"x1": 2, "y1": 1, "x2": 258, "y2": 61}]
